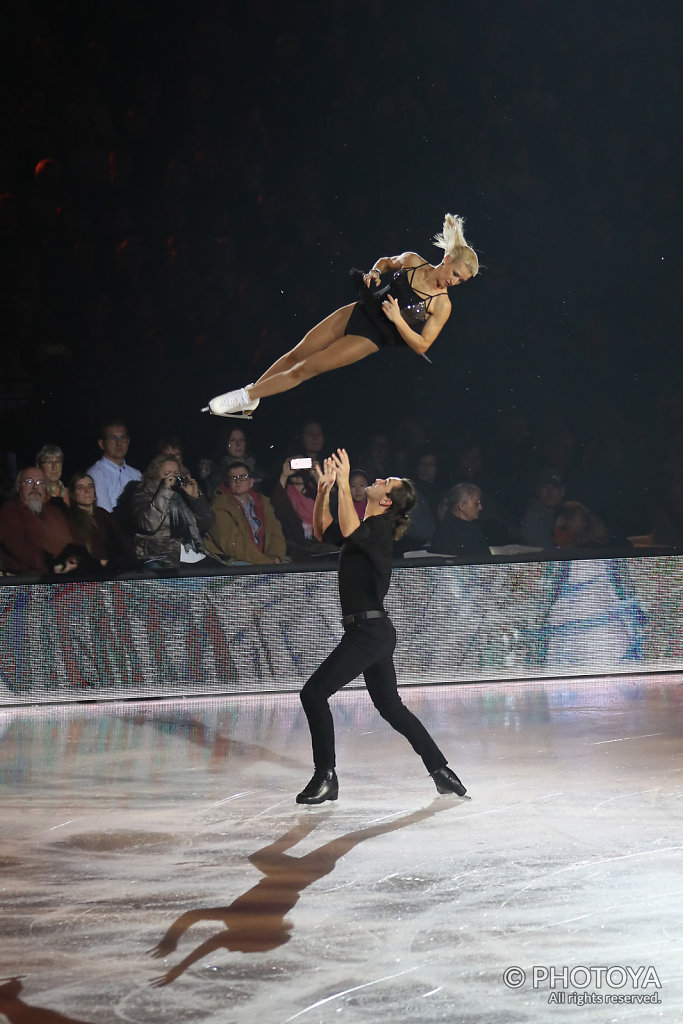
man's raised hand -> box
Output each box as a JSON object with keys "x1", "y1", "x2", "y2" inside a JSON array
[
  {"x1": 331, "y1": 448, "x2": 351, "y2": 484},
  {"x1": 316, "y1": 457, "x2": 337, "y2": 492}
]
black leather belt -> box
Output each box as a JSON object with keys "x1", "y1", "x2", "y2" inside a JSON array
[{"x1": 341, "y1": 610, "x2": 387, "y2": 626}]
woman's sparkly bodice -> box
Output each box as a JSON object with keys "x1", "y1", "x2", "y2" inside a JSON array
[{"x1": 370, "y1": 263, "x2": 444, "y2": 333}]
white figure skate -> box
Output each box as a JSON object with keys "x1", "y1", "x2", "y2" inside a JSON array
[{"x1": 202, "y1": 385, "x2": 260, "y2": 419}]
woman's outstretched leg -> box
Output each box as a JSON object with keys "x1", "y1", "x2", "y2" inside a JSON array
[
  {"x1": 206, "y1": 306, "x2": 377, "y2": 415},
  {"x1": 253, "y1": 304, "x2": 356, "y2": 388},
  {"x1": 250, "y1": 334, "x2": 378, "y2": 400}
]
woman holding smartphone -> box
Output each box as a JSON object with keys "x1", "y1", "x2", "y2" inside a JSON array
[
  {"x1": 205, "y1": 213, "x2": 478, "y2": 418},
  {"x1": 269, "y1": 455, "x2": 339, "y2": 562}
]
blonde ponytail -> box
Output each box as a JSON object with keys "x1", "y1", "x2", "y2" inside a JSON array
[{"x1": 433, "y1": 212, "x2": 479, "y2": 276}]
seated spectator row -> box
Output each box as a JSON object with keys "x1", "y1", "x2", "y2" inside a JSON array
[
  {"x1": 2, "y1": 408, "x2": 682, "y2": 579},
  {"x1": 0, "y1": 418, "x2": 347, "y2": 576}
]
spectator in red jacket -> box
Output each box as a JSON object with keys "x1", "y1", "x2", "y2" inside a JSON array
[
  {"x1": 205, "y1": 462, "x2": 286, "y2": 565},
  {"x1": 0, "y1": 467, "x2": 75, "y2": 574}
]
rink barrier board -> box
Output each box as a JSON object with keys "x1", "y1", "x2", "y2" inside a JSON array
[{"x1": 1, "y1": 555, "x2": 682, "y2": 705}]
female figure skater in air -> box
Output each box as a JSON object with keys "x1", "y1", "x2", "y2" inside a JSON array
[{"x1": 205, "y1": 212, "x2": 478, "y2": 418}]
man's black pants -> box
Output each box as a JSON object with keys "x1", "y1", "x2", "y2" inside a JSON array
[{"x1": 300, "y1": 618, "x2": 447, "y2": 773}]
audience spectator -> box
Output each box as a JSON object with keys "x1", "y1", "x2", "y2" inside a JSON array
[
  {"x1": 87, "y1": 420, "x2": 142, "y2": 513},
  {"x1": 358, "y1": 433, "x2": 393, "y2": 481},
  {"x1": 413, "y1": 451, "x2": 442, "y2": 519},
  {"x1": 36, "y1": 444, "x2": 69, "y2": 505},
  {"x1": 197, "y1": 456, "x2": 215, "y2": 495},
  {"x1": 297, "y1": 421, "x2": 326, "y2": 464},
  {"x1": 395, "y1": 487, "x2": 436, "y2": 553},
  {"x1": 0, "y1": 467, "x2": 75, "y2": 574},
  {"x1": 131, "y1": 454, "x2": 217, "y2": 571},
  {"x1": 552, "y1": 500, "x2": 621, "y2": 550},
  {"x1": 327, "y1": 467, "x2": 378, "y2": 538},
  {"x1": 205, "y1": 461, "x2": 286, "y2": 565},
  {"x1": 349, "y1": 469, "x2": 370, "y2": 519},
  {"x1": 65, "y1": 473, "x2": 138, "y2": 572},
  {"x1": 275, "y1": 456, "x2": 316, "y2": 535},
  {"x1": 204, "y1": 425, "x2": 267, "y2": 498},
  {"x1": 519, "y1": 469, "x2": 566, "y2": 550},
  {"x1": 431, "y1": 483, "x2": 491, "y2": 560},
  {"x1": 157, "y1": 436, "x2": 185, "y2": 461},
  {"x1": 270, "y1": 457, "x2": 337, "y2": 561}
]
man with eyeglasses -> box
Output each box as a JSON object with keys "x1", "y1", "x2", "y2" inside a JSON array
[
  {"x1": 204, "y1": 462, "x2": 286, "y2": 565},
  {"x1": 0, "y1": 468, "x2": 75, "y2": 574},
  {"x1": 86, "y1": 419, "x2": 142, "y2": 513}
]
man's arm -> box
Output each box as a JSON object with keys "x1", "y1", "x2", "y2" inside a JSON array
[
  {"x1": 313, "y1": 458, "x2": 337, "y2": 541},
  {"x1": 331, "y1": 449, "x2": 361, "y2": 537}
]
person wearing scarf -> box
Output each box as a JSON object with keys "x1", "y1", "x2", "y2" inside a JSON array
[
  {"x1": 270, "y1": 457, "x2": 339, "y2": 562},
  {"x1": 204, "y1": 462, "x2": 286, "y2": 565}
]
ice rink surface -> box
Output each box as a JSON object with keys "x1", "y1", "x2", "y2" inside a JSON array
[{"x1": 0, "y1": 674, "x2": 681, "y2": 1023}]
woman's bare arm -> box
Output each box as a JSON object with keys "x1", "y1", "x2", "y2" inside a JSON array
[{"x1": 382, "y1": 293, "x2": 451, "y2": 355}]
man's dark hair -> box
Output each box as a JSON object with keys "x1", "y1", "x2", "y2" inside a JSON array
[
  {"x1": 387, "y1": 478, "x2": 417, "y2": 540},
  {"x1": 226, "y1": 462, "x2": 251, "y2": 478}
]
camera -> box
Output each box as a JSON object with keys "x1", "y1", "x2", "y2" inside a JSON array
[
  {"x1": 173, "y1": 475, "x2": 189, "y2": 489},
  {"x1": 290, "y1": 457, "x2": 312, "y2": 470}
]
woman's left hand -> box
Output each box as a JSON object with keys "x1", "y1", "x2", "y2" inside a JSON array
[{"x1": 381, "y1": 295, "x2": 403, "y2": 324}]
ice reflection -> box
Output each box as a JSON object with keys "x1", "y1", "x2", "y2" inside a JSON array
[
  {"x1": 150, "y1": 798, "x2": 467, "y2": 986},
  {"x1": 1, "y1": 678, "x2": 681, "y2": 786},
  {"x1": 0, "y1": 979, "x2": 94, "y2": 1024}
]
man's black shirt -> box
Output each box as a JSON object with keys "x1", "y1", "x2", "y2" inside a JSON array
[{"x1": 324, "y1": 515, "x2": 393, "y2": 616}]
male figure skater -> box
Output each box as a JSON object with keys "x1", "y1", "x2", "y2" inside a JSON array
[{"x1": 296, "y1": 448, "x2": 467, "y2": 804}]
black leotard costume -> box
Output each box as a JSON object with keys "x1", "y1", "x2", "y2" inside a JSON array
[{"x1": 344, "y1": 262, "x2": 447, "y2": 351}]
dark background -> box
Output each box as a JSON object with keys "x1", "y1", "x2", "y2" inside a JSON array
[{"x1": 1, "y1": 0, "x2": 681, "y2": 521}]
